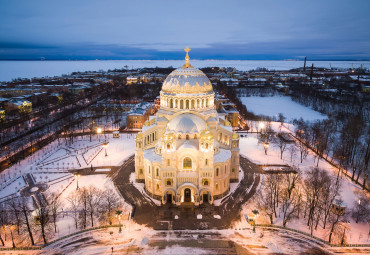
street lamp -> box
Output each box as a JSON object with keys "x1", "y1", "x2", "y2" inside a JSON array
[
  {"x1": 74, "y1": 172, "x2": 80, "y2": 190},
  {"x1": 258, "y1": 122, "x2": 265, "y2": 133},
  {"x1": 263, "y1": 142, "x2": 270, "y2": 155},
  {"x1": 103, "y1": 142, "x2": 108, "y2": 157},
  {"x1": 116, "y1": 210, "x2": 123, "y2": 233},
  {"x1": 97, "y1": 127, "x2": 103, "y2": 142}
]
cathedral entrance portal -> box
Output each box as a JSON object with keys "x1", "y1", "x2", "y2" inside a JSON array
[
  {"x1": 166, "y1": 194, "x2": 172, "y2": 204},
  {"x1": 203, "y1": 193, "x2": 209, "y2": 203},
  {"x1": 184, "y1": 188, "x2": 191, "y2": 202}
]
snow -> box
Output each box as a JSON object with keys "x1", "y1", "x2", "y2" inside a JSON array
[
  {"x1": 240, "y1": 96, "x2": 327, "y2": 122},
  {"x1": 1, "y1": 60, "x2": 370, "y2": 82},
  {"x1": 129, "y1": 172, "x2": 162, "y2": 206},
  {"x1": 238, "y1": 124, "x2": 370, "y2": 244}
]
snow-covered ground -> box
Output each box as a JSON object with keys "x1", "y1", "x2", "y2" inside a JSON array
[
  {"x1": 1, "y1": 60, "x2": 369, "y2": 82},
  {"x1": 0, "y1": 133, "x2": 136, "y2": 203},
  {"x1": 240, "y1": 96, "x2": 327, "y2": 122},
  {"x1": 238, "y1": 123, "x2": 370, "y2": 244}
]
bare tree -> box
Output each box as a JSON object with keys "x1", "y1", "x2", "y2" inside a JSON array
[
  {"x1": 86, "y1": 186, "x2": 102, "y2": 227},
  {"x1": 280, "y1": 170, "x2": 302, "y2": 227},
  {"x1": 7, "y1": 198, "x2": 22, "y2": 235},
  {"x1": 0, "y1": 202, "x2": 7, "y2": 246},
  {"x1": 67, "y1": 191, "x2": 80, "y2": 230},
  {"x1": 100, "y1": 189, "x2": 121, "y2": 225},
  {"x1": 48, "y1": 192, "x2": 63, "y2": 233},
  {"x1": 275, "y1": 135, "x2": 288, "y2": 160},
  {"x1": 19, "y1": 197, "x2": 35, "y2": 245},
  {"x1": 304, "y1": 167, "x2": 329, "y2": 235},
  {"x1": 321, "y1": 175, "x2": 341, "y2": 229},
  {"x1": 328, "y1": 199, "x2": 346, "y2": 244},
  {"x1": 78, "y1": 187, "x2": 89, "y2": 229},
  {"x1": 351, "y1": 190, "x2": 370, "y2": 223},
  {"x1": 35, "y1": 204, "x2": 49, "y2": 244}
]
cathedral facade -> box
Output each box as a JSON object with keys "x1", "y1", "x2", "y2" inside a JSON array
[{"x1": 135, "y1": 48, "x2": 240, "y2": 206}]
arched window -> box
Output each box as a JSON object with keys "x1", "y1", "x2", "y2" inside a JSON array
[
  {"x1": 156, "y1": 184, "x2": 160, "y2": 190},
  {"x1": 225, "y1": 165, "x2": 227, "y2": 174},
  {"x1": 180, "y1": 100, "x2": 184, "y2": 109},
  {"x1": 205, "y1": 159, "x2": 208, "y2": 166},
  {"x1": 216, "y1": 168, "x2": 219, "y2": 176},
  {"x1": 197, "y1": 99, "x2": 200, "y2": 108},
  {"x1": 202, "y1": 99, "x2": 204, "y2": 108},
  {"x1": 205, "y1": 143, "x2": 209, "y2": 149},
  {"x1": 206, "y1": 98, "x2": 209, "y2": 107},
  {"x1": 166, "y1": 179, "x2": 172, "y2": 186},
  {"x1": 167, "y1": 143, "x2": 171, "y2": 150},
  {"x1": 167, "y1": 159, "x2": 170, "y2": 166},
  {"x1": 148, "y1": 166, "x2": 151, "y2": 174},
  {"x1": 203, "y1": 179, "x2": 209, "y2": 186},
  {"x1": 183, "y1": 157, "x2": 192, "y2": 169},
  {"x1": 186, "y1": 134, "x2": 189, "y2": 140},
  {"x1": 140, "y1": 169, "x2": 143, "y2": 174},
  {"x1": 186, "y1": 100, "x2": 189, "y2": 109},
  {"x1": 156, "y1": 168, "x2": 159, "y2": 176},
  {"x1": 170, "y1": 99, "x2": 173, "y2": 108},
  {"x1": 194, "y1": 134, "x2": 197, "y2": 139},
  {"x1": 175, "y1": 99, "x2": 178, "y2": 108}
]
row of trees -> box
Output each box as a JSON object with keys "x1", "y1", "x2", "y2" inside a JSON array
[
  {"x1": 294, "y1": 116, "x2": 369, "y2": 189},
  {"x1": 0, "y1": 186, "x2": 123, "y2": 247},
  {"x1": 257, "y1": 167, "x2": 370, "y2": 244}
]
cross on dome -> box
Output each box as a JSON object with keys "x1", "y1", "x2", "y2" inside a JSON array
[{"x1": 183, "y1": 46, "x2": 193, "y2": 68}]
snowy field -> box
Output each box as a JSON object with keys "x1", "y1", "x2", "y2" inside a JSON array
[
  {"x1": 240, "y1": 96, "x2": 327, "y2": 122},
  {"x1": 0, "y1": 133, "x2": 136, "y2": 203},
  {"x1": 238, "y1": 122, "x2": 370, "y2": 244},
  {"x1": 1, "y1": 60, "x2": 369, "y2": 81}
]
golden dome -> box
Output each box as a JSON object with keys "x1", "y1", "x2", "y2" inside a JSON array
[{"x1": 161, "y1": 47, "x2": 213, "y2": 94}]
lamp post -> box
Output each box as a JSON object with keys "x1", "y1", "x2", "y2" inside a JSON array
[
  {"x1": 116, "y1": 210, "x2": 123, "y2": 233},
  {"x1": 103, "y1": 142, "x2": 108, "y2": 157},
  {"x1": 97, "y1": 127, "x2": 102, "y2": 141},
  {"x1": 258, "y1": 122, "x2": 265, "y2": 133},
  {"x1": 263, "y1": 142, "x2": 270, "y2": 155},
  {"x1": 74, "y1": 172, "x2": 80, "y2": 190}
]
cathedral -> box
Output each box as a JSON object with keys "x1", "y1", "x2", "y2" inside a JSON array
[{"x1": 134, "y1": 47, "x2": 240, "y2": 206}]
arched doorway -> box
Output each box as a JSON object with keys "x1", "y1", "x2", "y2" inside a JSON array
[
  {"x1": 203, "y1": 192, "x2": 209, "y2": 203},
  {"x1": 184, "y1": 188, "x2": 191, "y2": 202}
]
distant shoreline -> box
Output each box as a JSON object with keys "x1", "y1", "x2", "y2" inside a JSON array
[{"x1": 0, "y1": 59, "x2": 369, "y2": 82}]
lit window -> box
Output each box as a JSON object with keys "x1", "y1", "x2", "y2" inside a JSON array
[{"x1": 183, "y1": 157, "x2": 192, "y2": 169}]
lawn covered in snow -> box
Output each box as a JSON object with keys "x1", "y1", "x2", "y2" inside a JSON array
[
  {"x1": 238, "y1": 122, "x2": 370, "y2": 244},
  {"x1": 240, "y1": 96, "x2": 327, "y2": 122}
]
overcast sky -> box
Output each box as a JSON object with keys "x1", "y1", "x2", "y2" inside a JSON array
[{"x1": 0, "y1": 0, "x2": 369, "y2": 60}]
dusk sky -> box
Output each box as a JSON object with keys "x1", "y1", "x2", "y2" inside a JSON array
[{"x1": 1, "y1": 0, "x2": 370, "y2": 60}]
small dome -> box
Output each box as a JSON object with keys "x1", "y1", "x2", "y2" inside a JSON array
[{"x1": 168, "y1": 113, "x2": 206, "y2": 134}]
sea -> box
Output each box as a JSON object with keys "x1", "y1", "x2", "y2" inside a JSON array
[{"x1": 0, "y1": 60, "x2": 369, "y2": 82}]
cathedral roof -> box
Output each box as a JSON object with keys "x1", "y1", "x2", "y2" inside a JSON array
[
  {"x1": 161, "y1": 47, "x2": 213, "y2": 94},
  {"x1": 167, "y1": 113, "x2": 206, "y2": 134}
]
